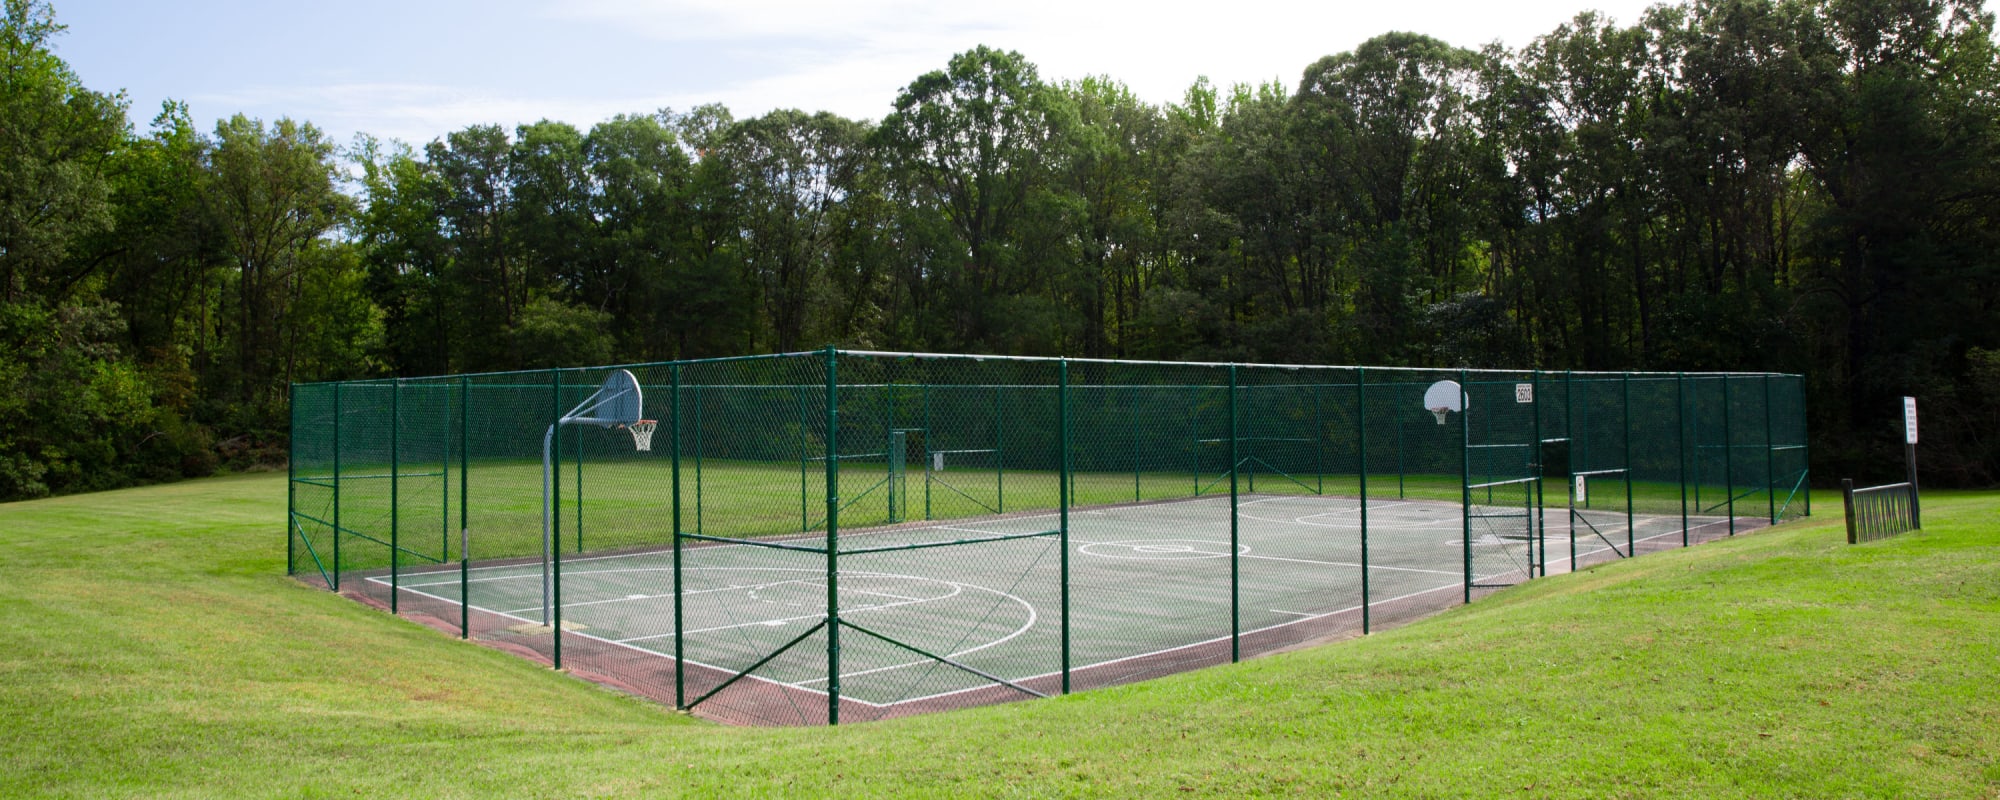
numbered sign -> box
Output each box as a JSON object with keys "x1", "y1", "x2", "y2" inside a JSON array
[{"x1": 1515, "y1": 383, "x2": 1534, "y2": 404}]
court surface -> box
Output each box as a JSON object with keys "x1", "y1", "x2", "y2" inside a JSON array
[{"x1": 373, "y1": 493, "x2": 1736, "y2": 712}]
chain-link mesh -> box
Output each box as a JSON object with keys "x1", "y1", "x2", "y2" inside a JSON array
[{"x1": 289, "y1": 352, "x2": 1807, "y2": 726}]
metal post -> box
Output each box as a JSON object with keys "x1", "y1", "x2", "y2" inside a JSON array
[
  {"x1": 1059, "y1": 359, "x2": 1072, "y2": 694},
  {"x1": 994, "y1": 384, "x2": 1005, "y2": 514},
  {"x1": 551, "y1": 370, "x2": 563, "y2": 670},
  {"x1": 1842, "y1": 478, "x2": 1858, "y2": 544},
  {"x1": 1765, "y1": 374, "x2": 1776, "y2": 524},
  {"x1": 459, "y1": 377, "x2": 470, "y2": 639},
  {"x1": 1131, "y1": 385, "x2": 1141, "y2": 503},
  {"x1": 1459, "y1": 369, "x2": 1472, "y2": 603},
  {"x1": 391, "y1": 380, "x2": 401, "y2": 614},
  {"x1": 332, "y1": 382, "x2": 342, "y2": 592},
  {"x1": 1676, "y1": 374, "x2": 1688, "y2": 547},
  {"x1": 287, "y1": 384, "x2": 296, "y2": 576},
  {"x1": 1623, "y1": 373, "x2": 1634, "y2": 557},
  {"x1": 1907, "y1": 419, "x2": 1921, "y2": 530},
  {"x1": 1564, "y1": 372, "x2": 1575, "y2": 572},
  {"x1": 1356, "y1": 369, "x2": 1370, "y2": 633},
  {"x1": 1228, "y1": 364, "x2": 1240, "y2": 659},
  {"x1": 824, "y1": 347, "x2": 841, "y2": 725},
  {"x1": 672, "y1": 363, "x2": 685, "y2": 708},
  {"x1": 1723, "y1": 376, "x2": 1735, "y2": 536},
  {"x1": 1530, "y1": 370, "x2": 1543, "y2": 577}
]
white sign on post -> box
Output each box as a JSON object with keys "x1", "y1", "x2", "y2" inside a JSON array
[
  {"x1": 1904, "y1": 396, "x2": 1918, "y2": 444},
  {"x1": 1574, "y1": 474, "x2": 1587, "y2": 504},
  {"x1": 1515, "y1": 383, "x2": 1534, "y2": 403}
]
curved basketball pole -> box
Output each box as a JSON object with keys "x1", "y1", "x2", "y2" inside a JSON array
[{"x1": 541, "y1": 369, "x2": 644, "y2": 626}]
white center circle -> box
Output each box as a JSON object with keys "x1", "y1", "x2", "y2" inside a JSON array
[{"x1": 1079, "y1": 539, "x2": 1249, "y2": 560}]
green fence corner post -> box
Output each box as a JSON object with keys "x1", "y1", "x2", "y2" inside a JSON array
[
  {"x1": 287, "y1": 383, "x2": 297, "y2": 577},
  {"x1": 459, "y1": 376, "x2": 470, "y2": 639},
  {"x1": 1764, "y1": 373, "x2": 1776, "y2": 524},
  {"x1": 824, "y1": 347, "x2": 841, "y2": 725},
  {"x1": 1460, "y1": 369, "x2": 1472, "y2": 604},
  {"x1": 1676, "y1": 373, "x2": 1688, "y2": 547},
  {"x1": 391, "y1": 379, "x2": 401, "y2": 615},
  {"x1": 332, "y1": 381, "x2": 342, "y2": 592},
  {"x1": 1228, "y1": 363, "x2": 1241, "y2": 660},
  {"x1": 1059, "y1": 358, "x2": 1072, "y2": 694},
  {"x1": 1723, "y1": 376, "x2": 1735, "y2": 536},
  {"x1": 1622, "y1": 372, "x2": 1634, "y2": 557},
  {"x1": 672, "y1": 362, "x2": 685, "y2": 709},
  {"x1": 1356, "y1": 367, "x2": 1370, "y2": 634}
]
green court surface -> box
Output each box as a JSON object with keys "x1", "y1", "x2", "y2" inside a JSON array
[{"x1": 368, "y1": 493, "x2": 1734, "y2": 712}]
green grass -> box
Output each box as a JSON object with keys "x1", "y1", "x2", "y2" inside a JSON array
[{"x1": 4, "y1": 473, "x2": 1996, "y2": 798}]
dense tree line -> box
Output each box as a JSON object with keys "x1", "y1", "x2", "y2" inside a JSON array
[{"x1": 3, "y1": 0, "x2": 1998, "y2": 500}]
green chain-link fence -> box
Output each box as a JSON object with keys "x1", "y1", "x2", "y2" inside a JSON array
[{"x1": 288, "y1": 350, "x2": 1809, "y2": 725}]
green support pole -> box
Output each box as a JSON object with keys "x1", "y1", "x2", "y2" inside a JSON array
[
  {"x1": 575, "y1": 402, "x2": 584, "y2": 553},
  {"x1": 799, "y1": 386, "x2": 808, "y2": 532},
  {"x1": 824, "y1": 348, "x2": 841, "y2": 725},
  {"x1": 460, "y1": 377, "x2": 470, "y2": 639},
  {"x1": 1314, "y1": 384, "x2": 1324, "y2": 495},
  {"x1": 439, "y1": 384, "x2": 448, "y2": 567},
  {"x1": 1357, "y1": 368, "x2": 1370, "y2": 634},
  {"x1": 1131, "y1": 386, "x2": 1140, "y2": 503},
  {"x1": 287, "y1": 384, "x2": 296, "y2": 576},
  {"x1": 1397, "y1": 389, "x2": 1406, "y2": 499},
  {"x1": 694, "y1": 386, "x2": 704, "y2": 534},
  {"x1": 1565, "y1": 372, "x2": 1575, "y2": 572},
  {"x1": 391, "y1": 380, "x2": 401, "y2": 614},
  {"x1": 672, "y1": 364, "x2": 684, "y2": 709},
  {"x1": 332, "y1": 382, "x2": 342, "y2": 592},
  {"x1": 1677, "y1": 374, "x2": 1688, "y2": 547},
  {"x1": 1059, "y1": 359, "x2": 1071, "y2": 694},
  {"x1": 1531, "y1": 370, "x2": 1544, "y2": 577},
  {"x1": 1764, "y1": 374, "x2": 1776, "y2": 524},
  {"x1": 1623, "y1": 373, "x2": 1634, "y2": 557},
  {"x1": 551, "y1": 370, "x2": 562, "y2": 670},
  {"x1": 994, "y1": 384, "x2": 1005, "y2": 515},
  {"x1": 1228, "y1": 364, "x2": 1240, "y2": 660},
  {"x1": 1723, "y1": 376, "x2": 1735, "y2": 536},
  {"x1": 1460, "y1": 369, "x2": 1472, "y2": 603}
]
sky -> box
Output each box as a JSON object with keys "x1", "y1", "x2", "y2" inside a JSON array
[{"x1": 53, "y1": 0, "x2": 1664, "y2": 148}]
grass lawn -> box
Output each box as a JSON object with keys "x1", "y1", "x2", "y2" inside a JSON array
[{"x1": 2, "y1": 472, "x2": 1995, "y2": 798}]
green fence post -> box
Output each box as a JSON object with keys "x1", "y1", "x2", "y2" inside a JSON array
[
  {"x1": 438, "y1": 383, "x2": 448, "y2": 566},
  {"x1": 1622, "y1": 373, "x2": 1634, "y2": 557},
  {"x1": 1059, "y1": 358, "x2": 1071, "y2": 694},
  {"x1": 672, "y1": 363, "x2": 685, "y2": 709},
  {"x1": 332, "y1": 381, "x2": 342, "y2": 592},
  {"x1": 1765, "y1": 374, "x2": 1776, "y2": 524},
  {"x1": 1228, "y1": 363, "x2": 1240, "y2": 660},
  {"x1": 391, "y1": 379, "x2": 401, "y2": 614},
  {"x1": 1564, "y1": 371, "x2": 1575, "y2": 572},
  {"x1": 551, "y1": 369, "x2": 563, "y2": 670},
  {"x1": 1356, "y1": 368, "x2": 1370, "y2": 633},
  {"x1": 1460, "y1": 369, "x2": 1472, "y2": 603},
  {"x1": 1131, "y1": 385, "x2": 1141, "y2": 502},
  {"x1": 1676, "y1": 373, "x2": 1688, "y2": 547},
  {"x1": 824, "y1": 347, "x2": 841, "y2": 725},
  {"x1": 1723, "y1": 376, "x2": 1735, "y2": 536},
  {"x1": 994, "y1": 384, "x2": 1004, "y2": 515},
  {"x1": 460, "y1": 377, "x2": 470, "y2": 639},
  {"x1": 287, "y1": 383, "x2": 296, "y2": 576},
  {"x1": 799, "y1": 386, "x2": 809, "y2": 531},
  {"x1": 1530, "y1": 370, "x2": 1543, "y2": 577}
]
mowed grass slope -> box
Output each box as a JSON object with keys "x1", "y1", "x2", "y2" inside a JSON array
[{"x1": 1, "y1": 473, "x2": 1995, "y2": 798}]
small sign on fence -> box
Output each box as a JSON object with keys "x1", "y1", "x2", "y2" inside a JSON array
[
  {"x1": 1515, "y1": 383, "x2": 1534, "y2": 403},
  {"x1": 1904, "y1": 396, "x2": 1918, "y2": 444}
]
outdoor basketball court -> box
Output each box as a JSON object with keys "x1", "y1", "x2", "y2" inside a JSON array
[{"x1": 370, "y1": 492, "x2": 1744, "y2": 718}]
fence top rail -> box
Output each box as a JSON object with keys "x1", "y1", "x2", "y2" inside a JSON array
[
  {"x1": 1847, "y1": 481, "x2": 1913, "y2": 494},
  {"x1": 290, "y1": 348, "x2": 1804, "y2": 388}
]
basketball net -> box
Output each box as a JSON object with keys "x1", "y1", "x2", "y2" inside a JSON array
[
  {"x1": 1429, "y1": 407, "x2": 1450, "y2": 425},
  {"x1": 628, "y1": 420, "x2": 659, "y2": 451}
]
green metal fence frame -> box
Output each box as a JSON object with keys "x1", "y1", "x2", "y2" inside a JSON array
[{"x1": 288, "y1": 349, "x2": 1811, "y2": 725}]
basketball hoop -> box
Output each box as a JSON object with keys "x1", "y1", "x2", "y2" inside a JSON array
[
  {"x1": 1429, "y1": 407, "x2": 1451, "y2": 425},
  {"x1": 627, "y1": 420, "x2": 659, "y2": 451}
]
